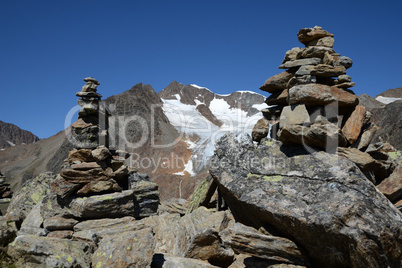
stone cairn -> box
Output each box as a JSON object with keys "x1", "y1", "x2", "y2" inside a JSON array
[
  {"x1": 28, "y1": 77, "x2": 160, "y2": 239},
  {"x1": 253, "y1": 26, "x2": 395, "y2": 184}
]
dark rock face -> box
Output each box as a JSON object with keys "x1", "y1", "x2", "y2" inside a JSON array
[
  {"x1": 210, "y1": 132, "x2": 402, "y2": 268},
  {"x1": 0, "y1": 121, "x2": 39, "y2": 148},
  {"x1": 371, "y1": 101, "x2": 402, "y2": 150},
  {"x1": 358, "y1": 94, "x2": 385, "y2": 112}
]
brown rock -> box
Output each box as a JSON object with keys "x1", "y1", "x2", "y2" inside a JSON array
[
  {"x1": 307, "y1": 36, "x2": 335, "y2": 47},
  {"x1": 377, "y1": 165, "x2": 402, "y2": 202},
  {"x1": 322, "y1": 51, "x2": 337, "y2": 65},
  {"x1": 220, "y1": 222, "x2": 308, "y2": 266},
  {"x1": 289, "y1": 84, "x2": 358, "y2": 107},
  {"x1": 260, "y1": 71, "x2": 294, "y2": 93},
  {"x1": 309, "y1": 64, "x2": 346, "y2": 77},
  {"x1": 297, "y1": 26, "x2": 334, "y2": 45},
  {"x1": 301, "y1": 46, "x2": 335, "y2": 58},
  {"x1": 47, "y1": 230, "x2": 74, "y2": 239},
  {"x1": 91, "y1": 146, "x2": 112, "y2": 161},
  {"x1": 60, "y1": 168, "x2": 106, "y2": 183},
  {"x1": 336, "y1": 82, "x2": 356, "y2": 89},
  {"x1": 67, "y1": 149, "x2": 95, "y2": 162},
  {"x1": 342, "y1": 105, "x2": 367, "y2": 145},
  {"x1": 278, "y1": 122, "x2": 348, "y2": 150},
  {"x1": 70, "y1": 162, "x2": 101, "y2": 170},
  {"x1": 76, "y1": 179, "x2": 122, "y2": 196},
  {"x1": 71, "y1": 118, "x2": 93, "y2": 129},
  {"x1": 252, "y1": 118, "x2": 269, "y2": 142},
  {"x1": 265, "y1": 88, "x2": 288, "y2": 106},
  {"x1": 336, "y1": 147, "x2": 393, "y2": 183},
  {"x1": 356, "y1": 125, "x2": 378, "y2": 150},
  {"x1": 282, "y1": 47, "x2": 302, "y2": 63},
  {"x1": 279, "y1": 105, "x2": 310, "y2": 129}
]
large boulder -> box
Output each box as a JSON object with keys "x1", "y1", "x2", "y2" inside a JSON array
[
  {"x1": 259, "y1": 71, "x2": 294, "y2": 93},
  {"x1": 92, "y1": 227, "x2": 155, "y2": 268},
  {"x1": 209, "y1": 132, "x2": 402, "y2": 268},
  {"x1": 288, "y1": 84, "x2": 358, "y2": 107},
  {"x1": 7, "y1": 235, "x2": 93, "y2": 268},
  {"x1": 5, "y1": 172, "x2": 55, "y2": 222}
]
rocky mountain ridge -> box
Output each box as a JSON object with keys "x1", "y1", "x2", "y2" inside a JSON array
[
  {"x1": 0, "y1": 81, "x2": 266, "y2": 201},
  {"x1": 0, "y1": 121, "x2": 39, "y2": 149}
]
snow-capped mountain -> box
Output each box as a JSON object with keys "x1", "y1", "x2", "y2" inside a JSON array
[{"x1": 158, "y1": 81, "x2": 267, "y2": 175}]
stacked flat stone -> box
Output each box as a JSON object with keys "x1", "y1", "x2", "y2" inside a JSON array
[
  {"x1": 253, "y1": 26, "x2": 395, "y2": 184},
  {"x1": 72, "y1": 77, "x2": 107, "y2": 149}
]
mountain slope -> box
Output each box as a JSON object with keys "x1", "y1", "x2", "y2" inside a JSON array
[
  {"x1": 0, "y1": 121, "x2": 39, "y2": 148},
  {"x1": 0, "y1": 81, "x2": 267, "y2": 201}
]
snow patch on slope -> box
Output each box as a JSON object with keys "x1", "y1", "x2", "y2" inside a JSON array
[{"x1": 376, "y1": 96, "x2": 402, "y2": 104}]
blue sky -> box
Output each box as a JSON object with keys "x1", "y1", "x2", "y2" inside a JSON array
[{"x1": 1, "y1": 0, "x2": 402, "y2": 139}]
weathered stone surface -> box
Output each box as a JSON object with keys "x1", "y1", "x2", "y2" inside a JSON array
[
  {"x1": 73, "y1": 217, "x2": 145, "y2": 243},
  {"x1": 377, "y1": 165, "x2": 402, "y2": 202},
  {"x1": 69, "y1": 190, "x2": 136, "y2": 219},
  {"x1": 71, "y1": 118, "x2": 93, "y2": 129},
  {"x1": 259, "y1": 71, "x2": 294, "y2": 93},
  {"x1": 278, "y1": 58, "x2": 321, "y2": 69},
  {"x1": 282, "y1": 47, "x2": 302, "y2": 63},
  {"x1": 6, "y1": 172, "x2": 54, "y2": 222},
  {"x1": 47, "y1": 230, "x2": 73, "y2": 239},
  {"x1": 43, "y1": 216, "x2": 78, "y2": 231},
  {"x1": 300, "y1": 46, "x2": 335, "y2": 58},
  {"x1": 131, "y1": 180, "x2": 160, "y2": 218},
  {"x1": 265, "y1": 88, "x2": 288, "y2": 106},
  {"x1": 342, "y1": 105, "x2": 367, "y2": 145},
  {"x1": 336, "y1": 82, "x2": 356, "y2": 88},
  {"x1": 309, "y1": 64, "x2": 346, "y2": 77},
  {"x1": 307, "y1": 36, "x2": 335, "y2": 47},
  {"x1": 297, "y1": 26, "x2": 334, "y2": 45},
  {"x1": 92, "y1": 228, "x2": 155, "y2": 268},
  {"x1": 187, "y1": 175, "x2": 217, "y2": 214},
  {"x1": 70, "y1": 162, "x2": 101, "y2": 170},
  {"x1": 69, "y1": 180, "x2": 158, "y2": 219},
  {"x1": 152, "y1": 254, "x2": 220, "y2": 268},
  {"x1": 76, "y1": 179, "x2": 122, "y2": 196},
  {"x1": 289, "y1": 84, "x2": 358, "y2": 107},
  {"x1": 279, "y1": 105, "x2": 310, "y2": 128},
  {"x1": 209, "y1": 133, "x2": 402, "y2": 268},
  {"x1": 336, "y1": 147, "x2": 393, "y2": 182},
  {"x1": 91, "y1": 146, "x2": 112, "y2": 161},
  {"x1": 60, "y1": 167, "x2": 106, "y2": 183},
  {"x1": 18, "y1": 202, "x2": 46, "y2": 236},
  {"x1": 220, "y1": 222, "x2": 308, "y2": 266},
  {"x1": 143, "y1": 207, "x2": 233, "y2": 266},
  {"x1": 159, "y1": 198, "x2": 189, "y2": 215},
  {"x1": 338, "y1": 75, "x2": 352, "y2": 83},
  {"x1": 252, "y1": 118, "x2": 270, "y2": 142},
  {"x1": 8, "y1": 235, "x2": 93, "y2": 268},
  {"x1": 356, "y1": 125, "x2": 378, "y2": 150},
  {"x1": 67, "y1": 149, "x2": 94, "y2": 162},
  {"x1": 278, "y1": 122, "x2": 348, "y2": 150},
  {"x1": 335, "y1": 56, "x2": 353, "y2": 69}
]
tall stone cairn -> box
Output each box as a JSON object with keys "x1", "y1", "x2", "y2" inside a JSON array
[
  {"x1": 71, "y1": 77, "x2": 108, "y2": 149},
  {"x1": 253, "y1": 26, "x2": 396, "y2": 184}
]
